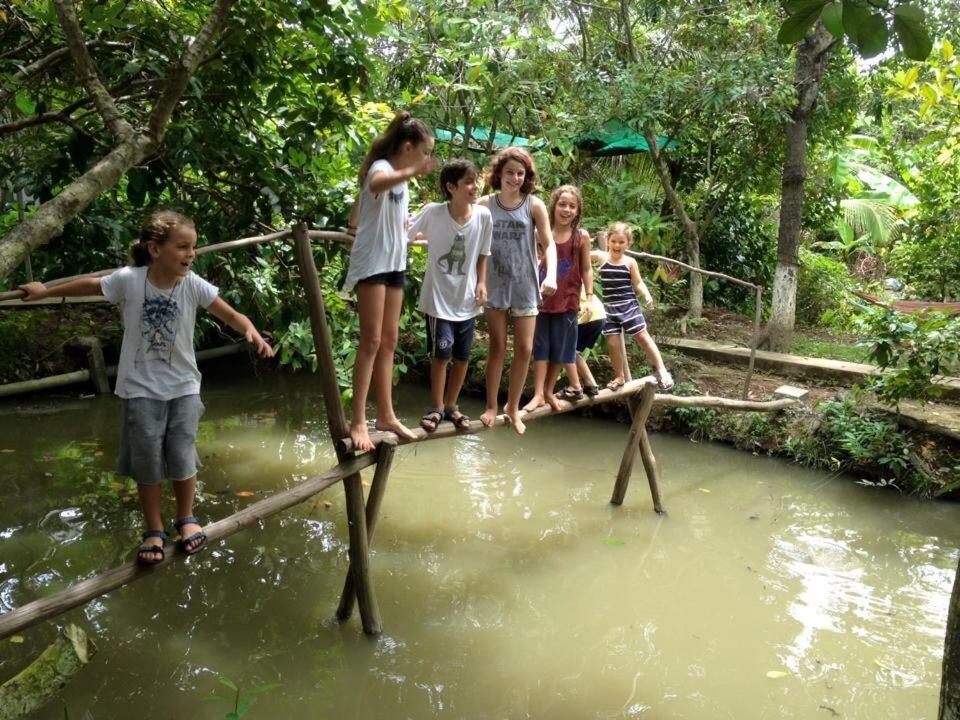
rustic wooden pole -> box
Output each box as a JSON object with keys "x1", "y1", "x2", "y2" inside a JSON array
[
  {"x1": 74, "y1": 336, "x2": 109, "y2": 394},
  {"x1": 741, "y1": 285, "x2": 763, "y2": 400},
  {"x1": 293, "y1": 222, "x2": 382, "y2": 635},
  {"x1": 337, "y1": 439, "x2": 397, "y2": 621},
  {"x1": 610, "y1": 382, "x2": 662, "y2": 510},
  {"x1": 0, "y1": 625, "x2": 93, "y2": 720},
  {"x1": 0, "y1": 453, "x2": 376, "y2": 640}
]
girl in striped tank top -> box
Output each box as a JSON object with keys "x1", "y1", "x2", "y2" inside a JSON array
[{"x1": 596, "y1": 222, "x2": 673, "y2": 392}]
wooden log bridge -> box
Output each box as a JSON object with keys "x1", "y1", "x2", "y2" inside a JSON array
[{"x1": 0, "y1": 221, "x2": 799, "y2": 644}]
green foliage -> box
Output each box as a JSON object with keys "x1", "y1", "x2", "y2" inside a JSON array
[
  {"x1": 795, "y1": 247, "x2": 857, "y2": 329},
  {"x1": 884, "y1": 39, "x2": 960, "y2": 301},
  {"x1": 778, "y1": 1, "x2": 933, "y2": 61},
  {"x1": 206, "y1": 676, "x2": 280, "y2": 720},
  {"x1": 857, "y1": 307, "x2": 960, "y2": 404}
]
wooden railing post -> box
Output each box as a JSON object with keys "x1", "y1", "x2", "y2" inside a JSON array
[
  {"x1": 293, "y1": 222, "x2": 382, "y2": 635},
  {"x1": 741, "y1": 286, "x2": 763, "y2": 400}
]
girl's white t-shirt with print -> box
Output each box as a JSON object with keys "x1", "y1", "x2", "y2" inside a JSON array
[
  {"x1": 100, "y1": 265, "x2": 219, "y2": 400},
  {"x1": 408, "y1": 203, "x2": 492, "y2": 321},
  {"x1": 343, "y1": 158, "x2": 408, "y2": 292}
]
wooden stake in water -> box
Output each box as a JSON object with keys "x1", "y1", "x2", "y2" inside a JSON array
[
  {"x1": 611, "y1": 382, "x2": 664, "y2": 513},
  {"x1": 294, "y1": 222, "x2": 382, "y2": 635}
]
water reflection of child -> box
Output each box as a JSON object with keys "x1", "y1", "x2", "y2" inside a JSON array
[{"x1": 19, "y1": 211, "x2": 273, "y2": 566}]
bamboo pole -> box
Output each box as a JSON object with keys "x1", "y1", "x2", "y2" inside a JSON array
[
  {"x1": 626, "y1": 249, "x2": 760, "y2": 290},
  {"x1": 337, "y1": 439, "x2": 397, "y2": 621},
  {"x1": 337, "y1": 378, "x2": 794, "y2": 453},
  {"x1": 0, "y1": 343, "x2": 247, "y2": 400},
  {"x1": 611, "y1": 383, "x2": 660, "y2": 508},
  {"x1": 741, "y1": 286, "x2": 763, "y2": 399},
  {"x1": 0, "y1": 453, "x2": 376, "y2": 641},
  {"x1": 293, "y1": 223, "x2": 381, "y2": 635}
]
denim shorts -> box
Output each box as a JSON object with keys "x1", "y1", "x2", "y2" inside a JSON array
[
  {"x1": 117, "y1": 395, "x2": 204, "y2": 485},
  {"x1": 485, "y1": 305, "x2": 538, "y2": 318},
  {"x1": 357, "y1": 270, "x2": 406, "y2": 288},
  {"x1": 533, "y1": 311, "x2": 578, "y2": 364},
  {"x1": 426, "y1": 315, "x2": 476, "y2": 361}
]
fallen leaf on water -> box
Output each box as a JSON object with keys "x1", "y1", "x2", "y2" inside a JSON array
[
  {"x1": 362, "y1": 480, "x2": 371, "y2": 487},
  {"x1": 235, "y1": 491, "x2": 255, "y2": 497},
  {"x1": 603, "y1": 538, "x2": 625, "y2": 546},
  {"x1": 319, "y1": 499, "x2": 332, "y2": 508},
  {"x1": 698, "y1": 488, "x2": 711, "y2": 493},
  {"x1": 9, "y1": 635, "x2": 24, "y2": 643},
  {"x1": 766, "y1": 670, "x2": 788, "y2": 679}
]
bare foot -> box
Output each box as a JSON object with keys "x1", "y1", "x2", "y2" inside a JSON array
[
  {"x1": 521, "y1": 395, "x2": 544, "y2": 413},
  {"x1": 480, "y1": 406, "x2": 498, "y2": 427},
  {"x1": 350, "y1": 423, "x2": 376, "y2": 453},
  {"x1": 545, "y1": 394, "x2": 562, "y2": 412},
  {"x1": 375, "y1": 418, "x2": 418, "y2": 442},
  {"x1": 505, "y1": 406, "x2": 526, "y2": 435}
]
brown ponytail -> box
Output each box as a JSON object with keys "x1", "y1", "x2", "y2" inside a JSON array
[
  {"x1": 357, "y1": 111, "x2": 433, "y2": 186},
  {"x1": 128, "y1": 210, "x2": 195, "y2": 266}
]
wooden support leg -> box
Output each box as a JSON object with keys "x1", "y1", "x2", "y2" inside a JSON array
[
  {"x1": 337, "y1": 440, "x2": 396, "y2": 622},
  {"x1": 610, "y1": 383, "x2": 664, "y2": 513},
  {"x1": 293, "y1": 223, "x2": 383, "y2": 635},
  {"x1": 74, "y1": 336, "x2": 109, "y2": 395}
]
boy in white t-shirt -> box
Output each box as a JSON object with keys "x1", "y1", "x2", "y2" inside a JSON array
[{"x1": 407, "y1": 159, "x2": 492, "y2": 432}]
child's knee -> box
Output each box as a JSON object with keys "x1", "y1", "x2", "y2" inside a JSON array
[
  {"x1": 379, "y1": 327, "x2": 399, "y2": 351},
  {"x1": 358, "y1": 329, "x2": 382, "y2": 355}
]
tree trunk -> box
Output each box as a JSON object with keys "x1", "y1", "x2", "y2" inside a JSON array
[
  {"x1": 766, "y1": 24, "x2": 836, "y2": 352},
  {"x1": 0, "y1": 0, "x2": 234, "y2": 281},
  {"x1": 941, "y1": 555, "x2": 960, "y2": 720},
  {"x1": 643, "y1": 125, "x2": 703, "y2": 318}
]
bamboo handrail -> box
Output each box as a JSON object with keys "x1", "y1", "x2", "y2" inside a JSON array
[
  {"x1": 0, "y1": 452, "x2": 377, "y2": 641},
  {"x1": 627, "y1": 249, "x2": 761, "y2": 291}
]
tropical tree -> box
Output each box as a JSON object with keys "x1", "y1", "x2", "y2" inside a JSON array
[{"x1": 765, "y1": 0, "x2": 934, "y2": 350}]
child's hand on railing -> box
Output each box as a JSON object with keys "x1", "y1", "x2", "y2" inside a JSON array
[{"x1": 17, "y1": 282, "x2": 48, "y2": 302}]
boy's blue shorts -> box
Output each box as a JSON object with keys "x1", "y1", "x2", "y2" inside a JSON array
[
  {"x1": 117, "y1": 395, "x2": 204, "y2": 485},
  {"x1": 426, "y1": 314, "x2": 476, "y2": 361},
  {"x1": 533, "y1": 311, "x2": 578, "y2": 364}
]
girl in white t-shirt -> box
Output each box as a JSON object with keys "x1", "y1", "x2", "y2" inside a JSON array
[
  {"x1": 344, "y1": 112, "x2": 436, "y2": 453},
  {"x1": 19, "y1": 211, "x2": 273, "y2": 566}
]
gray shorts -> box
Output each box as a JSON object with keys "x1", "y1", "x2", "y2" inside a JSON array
[{"x1": 117, "y1": 395, "x2": 204, "y2": 485}]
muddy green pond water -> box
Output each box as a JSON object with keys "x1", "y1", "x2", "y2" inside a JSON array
[{"x1": 0, "y1": 371, "x2": 958, "y2": 719}]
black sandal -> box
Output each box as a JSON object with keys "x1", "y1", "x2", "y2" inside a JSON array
[
  {"x1": 175, "y1": 516, "x2": 207, "y2": 556},
  {"x1": 555, "y1": 386, "x2": 585, "y2": 401},
  {"x1": 444, "y1": 405, "x2": 472, "y2": 430},
  {"x1": 420, "y1": 408, "x2": 443, "y2": 433},
  {"x1": 583, "y1": 384, "x2": 600, "y2": 397},
  {"x1": 136, "y1": 530, "x2": 168, "y2": 566}
]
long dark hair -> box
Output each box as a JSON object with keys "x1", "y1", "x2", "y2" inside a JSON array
[
  {"x1": 358, "y1": 111, "x2": 433, "y2": 185},
  {"x1": 128, "y1": 210, "x2": 195, "y2": 267}
]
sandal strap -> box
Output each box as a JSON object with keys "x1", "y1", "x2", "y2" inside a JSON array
[
  {"x1": 142, "y1": 530, "x2": 168, "y2": 540},
  {"x1": 174, "y1": 516, "x2": 200, "y2": 530}
]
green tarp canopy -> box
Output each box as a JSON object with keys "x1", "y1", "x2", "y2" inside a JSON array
[
  {"x1": 435, "y1": 126, "x2": 546, "y2": 151},
  {"x1": 573, "y1": 120, "x2": 680, "y2": 157}
]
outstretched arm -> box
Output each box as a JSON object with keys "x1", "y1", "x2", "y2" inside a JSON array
[
  {"x1": 629, "y1": 260, "x2": 654, "y2": 309},
  {"x1": 19, "y1": 276, "x2": 103, "y2": 301},
  {"x1": 368, "y1": 155, "x2": 437, "y2": 195},
  {"x1": 531, "y1": 198, "x2": 556, "y2": 296},
  {"x1": 206, "y1": 297, "x2": 274, "y2": 358}
]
